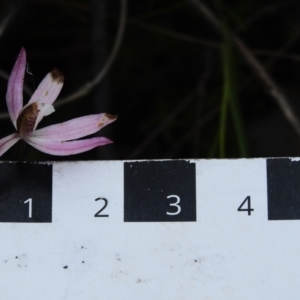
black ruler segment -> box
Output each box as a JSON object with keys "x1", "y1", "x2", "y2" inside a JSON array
[
  {"x1": 267, "y1": 158, "x2": 300, "y2": 220},
  {"x1": 124, "y1": 160, "x2": 196, "y2": 222},
  {"x1": 0, "y1": 162, "x2": 52, "y2": 222}
]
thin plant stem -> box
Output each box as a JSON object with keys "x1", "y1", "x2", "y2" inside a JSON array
[
  {"x1": 55, "y1": 0, "x2": 127, "y2": 108},
  {"x1": 219, "y1": 37, "x2": 231, "y2": 157},
  {"x1": 187, "y1": 0, "x2": 300, "y2": 137},
  {"x1": 219, "y1": 7, "x2": 248, "y2": 158},
  {"x1": 229, "y1": 82, "x2": 248, "y2": 157}
]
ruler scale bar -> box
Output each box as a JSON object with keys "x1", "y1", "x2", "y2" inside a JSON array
[{"x1": 0, "y1": 158, "x2": 299, "y2": 299}]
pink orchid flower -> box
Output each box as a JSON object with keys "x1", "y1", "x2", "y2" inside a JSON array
[{"x1": 0, "y1": 48, "x2": 117, "y2": 156}]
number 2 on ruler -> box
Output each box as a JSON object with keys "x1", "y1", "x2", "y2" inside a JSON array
[
  {"x1": 94, "y1": 198, "x2": 109, "y2": 217},
  {"x1": 237, "y1": 196, "x2": 254, "y2": 216}
]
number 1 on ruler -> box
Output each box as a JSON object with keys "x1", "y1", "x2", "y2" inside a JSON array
[{"x1": 24, "y1": 198, "x2": 32, "y2": 218}]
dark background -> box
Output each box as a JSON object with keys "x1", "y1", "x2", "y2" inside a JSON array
[{"x1": 1, "y1": 0, "x2": 300, "y2": 160}]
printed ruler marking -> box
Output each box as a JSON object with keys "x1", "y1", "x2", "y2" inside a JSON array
[
  {"x1": 124, "y1": 160, "x2": 196, "y2": 222},
  {"x1": 0, "y1": 158, "x2": 300, "y2": 222},
  {"x1": 0, "y1": 162, "x2": 52, "y2": 222},
  {"x1": 267, "y1": 158, "x2": 300, "y2": 220},
  {"x1": 0, "y1": 159, "x2": 299, "y2": 300}
]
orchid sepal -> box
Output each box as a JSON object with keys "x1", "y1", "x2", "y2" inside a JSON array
[{"x1": 26, "y1": 136, "x2": 113, "y2": 156}]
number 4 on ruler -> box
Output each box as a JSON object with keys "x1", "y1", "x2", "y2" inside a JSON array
[{"x1": 237, "y1": 196, "x2": 254, "y2": 216}]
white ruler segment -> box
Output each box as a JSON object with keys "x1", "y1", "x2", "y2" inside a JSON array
[{"x1": 0, "y1": 158, "x2": 299, "y2": 300}]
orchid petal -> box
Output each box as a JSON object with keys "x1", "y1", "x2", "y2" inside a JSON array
[
  {"x1": 0, "y1": 133, "x2": 20, "y2": 156},
  {"x1": 6, "y1": 48, "x2": 26, "y2": 127},
  {"x1": 26, "y1": 136, "x2": 113, "y2": 156},
  {"x1": 31, "y1": 113, "x2": 117, "y2": 141},
  {"x1": 28, "y1": 68, "x2": 64, "y2": 106}
]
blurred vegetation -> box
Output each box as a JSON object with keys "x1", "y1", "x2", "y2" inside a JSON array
[{"x1": 1, "y1": 0, "x2": 300, "y2": 160}]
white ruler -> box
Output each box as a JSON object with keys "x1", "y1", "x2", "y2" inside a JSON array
[{"x1": 0, "y1": 158, "x2": 299, "y2": 300}]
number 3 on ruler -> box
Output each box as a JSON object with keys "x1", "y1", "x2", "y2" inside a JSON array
[{"x1": 166, "y1": 195, "x2": 181, "y2": 215}]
